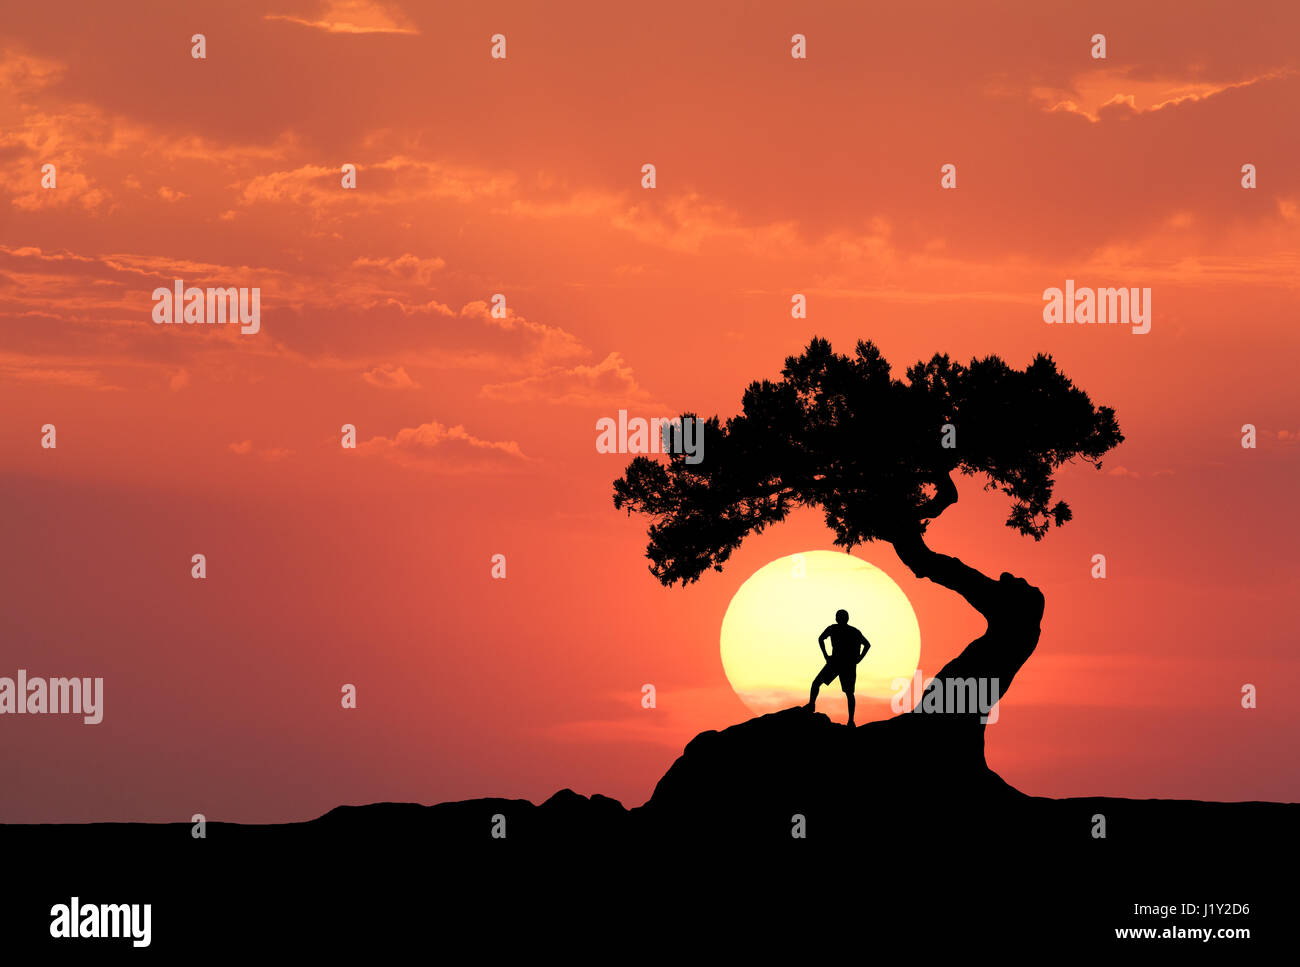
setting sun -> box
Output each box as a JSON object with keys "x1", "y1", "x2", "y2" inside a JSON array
[{"x1": 719, "y1": 551, "x2": 921, "y2": 722}]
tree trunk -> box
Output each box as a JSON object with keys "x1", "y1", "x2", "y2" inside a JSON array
[{"x1": 888, "y1": 529, "x2": 1046, "y2": 722}]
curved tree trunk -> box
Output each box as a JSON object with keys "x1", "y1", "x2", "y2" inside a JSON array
[{"x1": 889, "y1": 529, "x2": 1046, "y2": 724}]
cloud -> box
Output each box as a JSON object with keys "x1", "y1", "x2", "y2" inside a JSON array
[
  {"x1": 1033, "y1": 69, "x2": 1292, "y2": 122},
  {"x1": 0, "y1": 49, "x2": 64, "y2": 94},
  {"x1": 235, "y1": 157, "x2": 514, "y2": 210},
  {"x1": 0, "y1": 48, "x2": 294, "y2": 216},
  {"x1": 0, "y1": 246, "x2": 594, "y2": 387},
  {"x1": 457, "y1": 301, "x2": 586, "y2": 364},
  {"x1": 351, "y1": 253, "x2": 445, "y2": 284},
  {"x1": 480, "y1": 352, "x2": 657, "y2": 406},
  {"x1": 361, "y1": 363, "x2": 418, "y2": 389},
  {"x1": 359, "y1": 420, "x2": 531, "y2": 472},
  {"x1": 505, "y1": 189, "x2": 808, "y2": 259},
  {"x1": 0, "y1": 99, "x2": 115, "y2": 212},
  {"x1": 168, "y1": 368, "x2": 190, "y2": 391},
  {"x1": 1107, "y1": 466, "x2": 1174, "y2": 480},
  {"x1": 264, "y1": 1, "x2": 420, "y2": 35},
  {"x1": 0, "y1": 359, "x2": 119, "y2": 389},
  {"x1": 228, "y1": 440, "x2": 253, "y2": 455}
]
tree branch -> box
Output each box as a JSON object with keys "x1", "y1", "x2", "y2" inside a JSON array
[
  {"x1": 888, "y1": 527, "x2": 1002, "y2": 621},
  {"x1": 914, "y1": 471, "x2": 958, "y2": 521}
]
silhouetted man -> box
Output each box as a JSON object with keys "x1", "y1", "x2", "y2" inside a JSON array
[{"x1": 807, "y1": 609, "x2": 871, "y2": 726}]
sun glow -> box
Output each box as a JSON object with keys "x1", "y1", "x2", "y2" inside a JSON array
[{"x1": 720, "y1": 551, "x2": 922, "y2": 722}]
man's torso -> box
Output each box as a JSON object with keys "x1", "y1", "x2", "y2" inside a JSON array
[{"x1": 824, "y1": 625, "x2": 865, "y2": 666}]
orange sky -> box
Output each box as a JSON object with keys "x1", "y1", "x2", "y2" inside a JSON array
[{"x1": 2, "y1": 0, "x2": 1298, "y2": 822}]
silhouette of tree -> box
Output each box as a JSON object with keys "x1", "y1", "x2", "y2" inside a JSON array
[{"x1": 613, "y1": 337, "x2": 1123, "y2": 708}]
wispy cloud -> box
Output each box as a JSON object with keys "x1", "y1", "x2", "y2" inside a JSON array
[
  {"x1": 359, "y1": 420, "x2": 532, "y2": 472},
  {"x1": 362, "y1": 363, "x2": 419, "y2": 389},
  {"x1": 481, "y1": 352, "x2": 659, "y2": 407},
  {"x1": 265, "y1": 1, "x2": 420, "y2": 35},
  {"x1": 1034, "y1": 68, "x2": 1294, "y2": 122}
]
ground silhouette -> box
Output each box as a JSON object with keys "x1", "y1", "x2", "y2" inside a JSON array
[{"x1": 6, "y1": 709, "x2": 1294, "y2": 953}]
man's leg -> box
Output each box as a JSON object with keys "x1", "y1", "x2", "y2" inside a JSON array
[
  {"x1": 841, "y1": 667, "x2": 857, "y2": 726},
  {"x1": 808, "y1": 663, "x2": 830, "y2": 710}
]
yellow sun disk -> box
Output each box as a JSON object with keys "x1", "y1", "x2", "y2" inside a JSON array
[{"x1": 720, "y1": 551, "x2": 921, "y2": 720}]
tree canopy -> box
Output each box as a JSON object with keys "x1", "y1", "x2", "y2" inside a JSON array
[{"x1": 613, "y1": 338, "x2": 1123, "y2": 587}]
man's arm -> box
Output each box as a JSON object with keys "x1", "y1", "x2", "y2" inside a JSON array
[
  {"x1": 857, "y1": 629, "x2": 871, "y2": 663},
  {"x1": 817, "y1": 627, "x2": 832, "y2": 661}
]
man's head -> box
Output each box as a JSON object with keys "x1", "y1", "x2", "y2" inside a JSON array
[{"x1": 835, "y1": 609, "x2": 849, "y2": 624}]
